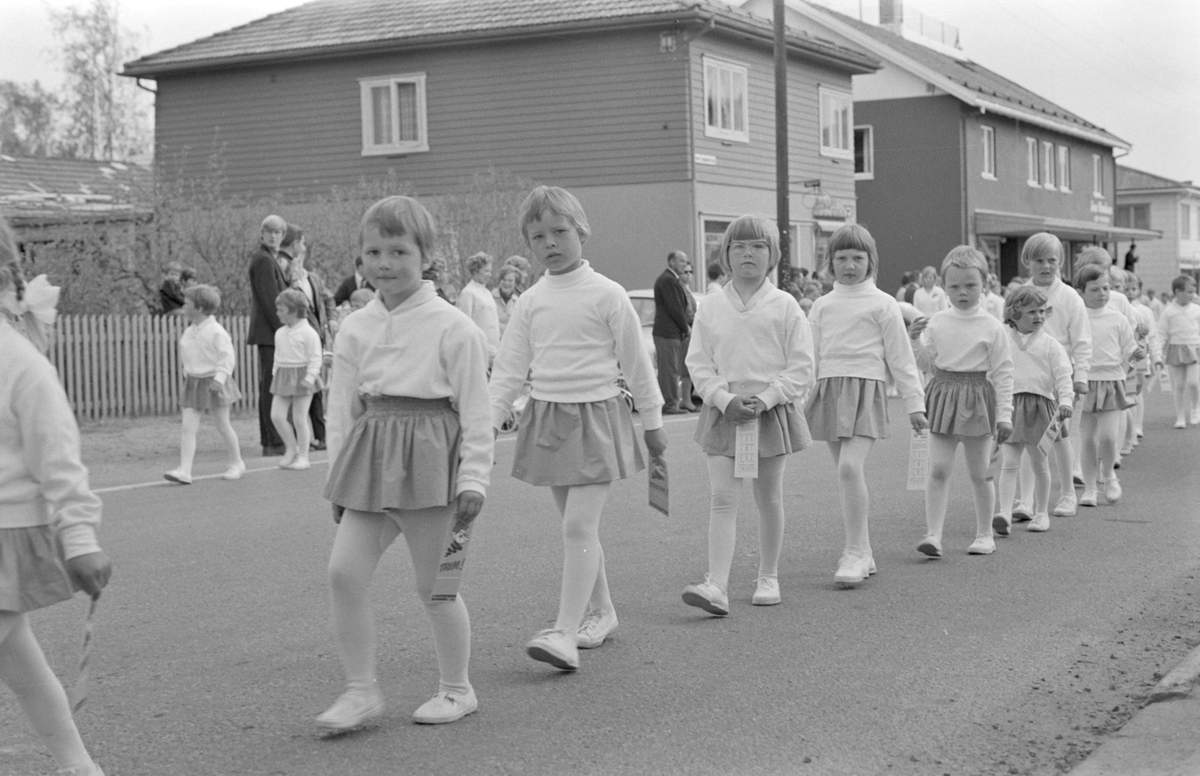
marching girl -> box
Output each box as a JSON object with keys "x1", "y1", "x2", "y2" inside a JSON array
[
  {"x1": 1076, "y1": 265, "x2": 1140, "y2": 506},
  {"x1": 163, "y1": 284, "x2": 246, "y2": 484},
  {"x1": 909, "y1": 246, "x2": 1013, "y2": 558},
  {"x1": 804, "y1": 224, "x2": 925, "y2": 587},
  {"x1": 318, "y1": 196, "x2": 491, "y2": 729},
  {"x1": 1123, "y1": 271, "x2": 1159, "y2": 444},
  {"x1": 0, "y1": 218, "x2": 112, "y2": 776},
  {"x1": 271, "y1": 288, "x2": 323, "y2": 470},
  {"x1": 1156, "y1": 274, "x2": 1200, "y2": 429},
  {"x1": 489, "y1": 186, "x2": 666, "y2": 671},
  {"x1": 993, "y1": 286, "x2": 1073, "y2": 535},
  {"x1": 681, "y1": 214, "x2": 814, "y2": 614}
]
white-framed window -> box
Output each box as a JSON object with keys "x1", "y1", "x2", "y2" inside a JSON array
[
  {"x1": 981, "y1": 125, "x2": 995, "y2": 179},
  {"x1": 1057, "y1": 145, "x2": 1071, "y2": 191},
  {"x1": 1041, "y1": 141, "x2": 1056, "y2": 189},
  {"x1": 1116, "y1": 204, "x2": 1150, "y2": 231},
  {"x1": 819, "y1": 86, "x2": 853, "y2": 159},
  {"x1": 703, "y1": 57, "x2": 749, "y2": 143},
  {"x1": 854, "y1": 126, "x2": 874, "y2": 180},
  {"x1": 359, "y1": 73, "x2": 429, "y2": 156},
  {"x1": 1093, "y1": 154, "x2": 1105, "y2": 197},
  {"x1": 1026, "y1": 137, "x2": 1039, "y2": 186}
]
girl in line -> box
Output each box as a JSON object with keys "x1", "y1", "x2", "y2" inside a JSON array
[
  {"x1": 804, "y1": 224, "x2": 925, "y2": 588},
  {"x1": 271, "y1": 288, "x2": 323, "y2": 470},
  {"x1": 0, "y1": 218, "x2": 112, "y2": 776},
  {"x1": 909, "y1": 246, "x2": 1013, "y2": 558},
  {"x1": 164, "y1": 285, "x2": 246, "y2": 484},
  {"x1": 1123, "y1": 271, "x2": 1159, "y2": 444},
  {"x1": 681, "y1": 214, "x2": 814, "y2": 614},
  {"x1": 489, "y1": 186, "x2": 666, "y2": 671},
  {"x1": 1076, "y1": 265, "x2": 1140, "y2": 506},
  {"x1": 319, "y1": 196, "x2": 491, "y2": 730},
  {"x1": 993, "y1": 286, "x2": 1073, "y2": 535},
  {"x1": 1156, "y1": 274, "x2": 1200, "y2": 429}
]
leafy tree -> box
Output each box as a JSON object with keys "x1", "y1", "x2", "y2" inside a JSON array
[{"x1": 0, "y1": 80, "x2": 60, "y2": 156}]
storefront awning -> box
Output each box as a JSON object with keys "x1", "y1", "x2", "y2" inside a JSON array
[
  {"x1": 974, "y1": 209, "x2": 1161, "y2": 242},
  {"x1": 814, "y1": 219, "x2": 848, "y2": 233}
]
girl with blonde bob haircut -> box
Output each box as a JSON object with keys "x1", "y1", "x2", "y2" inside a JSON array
[{"x1": 716, "y1": 214, "x2": 780, "y2": 276}]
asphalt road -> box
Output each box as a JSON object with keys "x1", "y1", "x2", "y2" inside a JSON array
[{"x1": 2, "y1": 392, "x2": 1199, "y2": 776}]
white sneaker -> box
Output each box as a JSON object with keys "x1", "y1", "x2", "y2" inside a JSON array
[
  {"x1": 1027, "y1": 513, "x2": 1050, "y2": 532},
  {"x1": 751, "y1": 576, "x2": 781, "y2": 605},
  {"x1": 834, "y1": 554, "x2": 871, "y2": 587},
  {"x1": 412, "y1": 688, "x2": 478, "y2": 724},
  {"x1": 163, "y1": 469, "x2": 192, "y2": 485},
  {"x1": 316, "y1": 686, "x2": 385, "y2": 730},
  {"x1": 576, "y1": 608, "x2": 618, "y2": 649},
  {"x1": 222, "y1": 462, "x2": 247, "y2": 480},
  {"x1": 525, "y1": 628, "x2": 580, "y2": 670},
  {"x1": 1053, "y1": 494, "x2": 1077, "y2": 517},
  {"x1": 1175, "y1": 419, "x2": 1188, "y2": 430},
  {"x1": 682, "y1": 575, "x2": 730, "y2": 615},
  {"x1": 967, "y1": 535, "x2": 996, "y2": 555},
  {"x1": 992, "y1": 514, "x2": 1011, "y2": 536},
  {"x1": 283, "y1": 457, "x2": 311, "y2": 470},
  {"x1": 1104, "y1": 477, "x2": 1122, "y2": 503},
  {"x1": 917, "y1": 535, "x2": 942, "y2": 558},
  {"x1": 1079, "y1": 489, "x2": 1099, "y2": 507},
  {"x1": 1011, "y1": 501, "x2": 1032, "y2": 522}
]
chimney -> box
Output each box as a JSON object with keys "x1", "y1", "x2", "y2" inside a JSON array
[{"x1": 879, "y1": 0, "x2": 903, "y2": 27}]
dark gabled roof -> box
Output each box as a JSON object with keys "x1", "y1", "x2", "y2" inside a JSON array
[
  {"x1": 0, "y1": 155, "x2": 152, "y2": 220},
  {"x1": 1117, "y1": 164, "x2": 1197, "y2": 192},
  {"x1": 802, "y1": 3, "x2": 1127, "y2": 149},
  {"x1": 124, "y1": 0, "x2": 878, "y2": 77}
]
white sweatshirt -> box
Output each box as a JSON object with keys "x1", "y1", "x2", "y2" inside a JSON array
[
  {"x1": 1008, "y1": 327, "x2": 1073, "y2": 408},
  {"x1": 913, "y1": 285, "x2": 950, "y2": 317},
  {"x1": 915, "y1": 304, "x2": 1015, "y2": 424},
  {"x1": 1085, "y1": 305, "x2": 1136, "y2": 381},
  {"x1": 273, "y1": 319, "x2": 322, "y2": 383},
  {"x1": 0, "y1": 321, "x2": 101, "y2": 559},
  {"x1": 457, "y1": 279, "x2": 501, "y2": 360},
  {"x1": 1157, "y1": 301, "x2": 1200, "y2": 348},
  {"x1": 327, "y1": 281, "x2": 492, "y2": 497},
  {"x1": 685, "y1": 279, "x2": 814, "y2": 412},
  {"x1": 807, "y1": 280, "x2": 924, "y2": 415},
  {"x1": 1029, "y1": 277, "x2": 1092, "y2": 384},
  {"x1": 179, "y1": 316, "x2": 236, "y2": 384}
]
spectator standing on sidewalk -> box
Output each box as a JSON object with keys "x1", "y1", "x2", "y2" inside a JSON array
[
  {"x1": 653, "y1": 250, "x2": 691, "y2": 414},
  {"x1": 247, "y1": 214, "x2": 289, "y2": 456},
  {"x1": 333, "y1": 256, "x2": 374, "y2": 307},
  {"x1": 281, "y1": 225, "x2": 334, "y2": 451}
]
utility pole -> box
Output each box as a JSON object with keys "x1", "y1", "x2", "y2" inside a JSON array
[{"x1": 773, "y1": 0, "x2": 791, "y2": 287}]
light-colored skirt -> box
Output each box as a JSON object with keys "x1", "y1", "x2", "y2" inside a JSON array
[
  {"x1": 925, "y1": 370, "x2": 997, "y2": 437},
  {"x1": 271, "y1": 366, "x2": 323, "y2": 397},
  {"x1": 1081, "y1": 379, "x2": 1131, "y2": 413},
  {"x1": 1009, "y1": 393, "x2": 1059, "y2": 446},
  {"x1": 512, "y1": 397, "x2": 643, "y2": 486},
  {"x1": 805, "y1": 376, "x2": 889, "y2": 441},
  {"x1": 1165, "y1": 343, "x2": 1200, "y2": 367},
  {"x1": 0, "y1": 526, "x2": 74, "y2": 613},
  {"x1": 695, "y1": 401, "x2": 811, "y2": 457},
  {"x1": 324, "y1": 396, "x2": 459, "y2": 512},
  {"x1": 182, "y1": 374, "x2": 243, "y2": 411}
]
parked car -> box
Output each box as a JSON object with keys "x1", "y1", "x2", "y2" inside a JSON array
[{"x1": 626, "y1": 288, "x2": 656, "y2": 363}]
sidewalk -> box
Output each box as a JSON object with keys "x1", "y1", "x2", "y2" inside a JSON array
[{"x1": 1068, "y1": 643, "x2": 1200, "y2": 776}]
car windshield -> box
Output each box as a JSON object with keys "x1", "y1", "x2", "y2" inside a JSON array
[{"x1": 629, "y1": 297, "x2": 655, "y2": 328}]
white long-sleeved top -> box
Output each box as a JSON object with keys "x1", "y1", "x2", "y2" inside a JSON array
[
  {"x1": 273, "y1": 319, "x2": 322, "y2": 383},
  {"x1": 685, "y1": 279, "x2": 814, "y2": 413},
  {"x1": 457, "y1": 279, "x2": 501, "y2": 359},
  {"x1": 1157, "y1": 300, "x2": 1200, "y2": 349},
  {"x1": 1085, "y1": 305, "x2": 1137, "y2": 381},
  {"x1": 806, "y1": 280, "x2": 924, "y2": 414},
  {"x1": 1008, "y1": 327, "x2": 1073, "y2": 408},
  {"x1": 1129, "y1": 300, "x2": 1161, "y2": 373},
  {"x1": 0, "y1": 321, "x2": 101, "y2": 558},
  {"x1": 489, "y1": 261, "x2": 664, "y2": 431},
  {"x1": 913, "y1": 285, "x2": 950, "y2": 317},
  {"x1": 327, "y1": 281, "x2": 492, "y2": 497},
  {"x1": 1029, "y1": 277, "x2": 1092, "y2": 384},
  {"x1": 915, "y1": 304, "x2": 1015, "y2": 424},
  {"x1": 179, "y1": 315, "x2": 236, "y2": 384}
]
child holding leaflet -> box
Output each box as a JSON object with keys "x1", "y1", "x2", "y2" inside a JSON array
[
  {"x1": 804, "y1": 224, "x2": 926, "y2": 587},
  {"x1": 318, "y1": 196, "x2": 491, "y2": 730},
  {"x1": 1123, "y1": 271, "x2": 1159, "y2": 444},
  {"x1": 164, "y1": 284, "x2": 246, "y2": 484},
  {"x1": 490, "y1": 186, "x2": 666, "y2": 671},
  {"x1": 992, "y1": 287, "x2": 1073, "y2": 535},
  {"x1": 909, "y1": 247, "x2": 1013, "y2": 557},
  {"x1": 271, "y1": 288, "x2": 323, "y2": 470},
  {"x1": 0, "y1": 218, "x2": 113, "y2": 776},
  {"x1": 680, "y1": 214, "x2": 814, "y2": 613},
  {"x1": 1157, "y1": 274, "x2": 1200, "y2": 428}
]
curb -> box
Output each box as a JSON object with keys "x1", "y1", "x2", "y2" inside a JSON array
[{"x1": 1145, "y1": 641, "x2": 1200, "y2": 704}]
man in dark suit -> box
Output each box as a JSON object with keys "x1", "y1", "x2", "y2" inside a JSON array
[
  {"x1": 653, "y1": 250, "x2": 691, "y2": 414},
  {"x1": 332, "y1": 256, "x2": 374, "y2": 306},
  {"x1": 247, "y1": 214, "x2": 288, "y2": 456}
]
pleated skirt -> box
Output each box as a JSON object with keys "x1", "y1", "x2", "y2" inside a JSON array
[
  {"x1": 1081, "y1": 379, "x2": 1131, "y2": 413},
  {"x1": 805, "y1": 376, "x2": 890, "y2": 441},
  {"x1": 695, "y1": 401, "x2": 811, "y2": 457},
  {"x1": 0, "y1": 526, "x2": 74, "y2": 613},
  {"x1": 512, "y1": 397, "x2": 644, "y2": 486},
  {"x1": 1165, "y1": 343, "x2": 1200, "y2": 367},
  {"x1": 324, "y1": 396, "x2": 459, "y2": 512},
  {"x1": 925, "y1": 370, "x2": 997, "y2": 437},
  {"x1": 1009, "y1": 393, "x2": 1059, "y2": 446},
  {"x1": 271, "y1": 366, "x2": 323, "y2": 397},
  {"x1": 181, "y1": 374, "x2": 243, "y2": 411}
]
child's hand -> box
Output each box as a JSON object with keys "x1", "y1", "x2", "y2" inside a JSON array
[
  {"x1": 66, "y1": 551, "x2": 112, "y2": 598},
  {"x1": 909, "y1": 411, "x2": 928, "y2": 433},
  {"x1": 1073, "y1": 381, "x2": 1089, "y2": 396},
  {"x1": 994, "y1": 422, "x2": 1013, "y2": 445},
  {"x1": 644, "y1": 427, "x2": 668, "y2": 458},
  {"x1": 453, "y1": 491, "x2": 484, "y2": 532},
  {"x1": 302, "y1": 378, "x2": 314, "y2": 390},
  {"x1": 1058, "y1": 405, "x2": 1073, "y2": 421},
  {"x1": 332, "y1": 504, "x2": 345, "y2": 524},
  {"x1": 908, "y1": 317, "x2": 929, "y2": 339},
  {"x1": 1131, "y1": 346, "x2": 1146, "y2": 362},
  {"x1": 725, "y1": 396, "x2": 758, "y2": 424}
]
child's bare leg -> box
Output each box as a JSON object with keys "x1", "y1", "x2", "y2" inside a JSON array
[
  {"x1": 213, "y1": 404, "x2": 244, "y2": 468},
  {"x1": 1133, "y1": 396, "x2": 1145, "y2": 437},
  {"x1": 292, "y1": 394, "x2": 314, "y2": 461},
  {"x1": 178, "y1": 407, "x2": 201, "y2": 475},
  {"x1": 1027, "y1": 443, "x2": 1052, "y2": 515},
  {"x1": 550, "y1": 483, "x2": 611, "y2": 631},
  {"x1": 1069, "y1": 409, "x2": 1083, "y2": 479},
  {"x1": 1092, "y1": 410, "x2": 1122, "y2": 482},
  {"x1": 271, "y1": 395, "x2": 297, "y2": 461},
  {"x1": 924, "y1": 433, "x2": 959, "y2": 542},
  {"x1": 997, "y1": 443, "x2": 1023, "y2": 520},
  {"x1": 1052, "y1": 436, "x2": 1075, "y2": 501},
  {"x1": 829, "y1": 437, "x2": 874, "y2": 556},
  {"x1": 961, "y1": 435, "x2": 996, "y2": 538},
  {"x1": 1186, "y1": 364, "x2": 1200, "y2": 420},
  {"x1": 1170, "y1": 365, "x2": 1188, "y2": 424},
  {"x1": 1121, "y1": 405, "x2": 1136, "y2": 453},
  {"x1": 703, "y1": 455, "x2": 740, "y2": 591},
  {"x1": 1016, "y1": 450, "x2": 1033, "y2": 509},
  {"x1": 1080, "y1": 412, "x2": 1101, "y2": 490},
  {"x1": 0, "y1": 613, "x2": 94, "y2": 771},
  {"x1": 328, "y1": 510, "x2": 399, "y2": 691},
  {"x1": 751, "y1": 455, "x2": 787, "y2": 579}
]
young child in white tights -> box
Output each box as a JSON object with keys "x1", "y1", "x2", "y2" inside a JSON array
[
  {"x1": 1157, "y1": 274, "x2": 1200, "y2": 429},
  {"x1": 489, "y1": 186, "x2": 666, "y2": 671},
  {"x1": 270, "y1": 288, "x2": 323, "y2": 470},
  {"x1": 680, "y1": 215, "x2": 814, "y2": 614},
  {"x1": 909, "y1": 246, "x2": 1013, "y2": 558},
  {"x1": 318, "y1": 196, "x2": 492, "y2": 730},
  {"x1": 0, "y1": 217, "x2": 112, "y2": 776},
  {"x1": 993, "y1": 286, "x2": 1073, "y2": 536},
  {"x1": 1123, "y1": 271, "x2": 1159, "y2": 445},
  {"x1": 804, "y1": 224, "x2": 925, "y2": 587},
  {"x1": 164, "y1": 284, "x2": 246, "y2": 484}
]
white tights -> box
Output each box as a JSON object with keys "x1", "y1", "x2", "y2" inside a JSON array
[
  {"x1": 925, "y1": 433, "x2": 994, "y2": 541},
  {"x1": 549, "y1": 483, "x2": 613, "y2": 631},
  {"x1": 826, "y1": 437, "x2": 874, "y2": 557},
  {"x1": 1169, "y1": 364, "x2": 1200, "y2": 423},
  {"x1": 271, "y1": 394, "x2": 313, "y2": 460},
  {"x1": 1018, "y1": 433, "x2": 1075, "y2": 506},
  {"x1": 1081, "y1": 410, "x2": 1122, "y2": 488},
  {"x1": 327, "y1": 507, "x2": 471, "y2": 697},
  {"x1": 704, "y1": 455, "x2": 787, "y2": 592},
  {"x1": 178, "y1": 406, "x2": 243, "y2": 476},
  {"x1": 999, "y1": 443, "x2": 1049, "y2": 518},
  {"x1": 0, "y1": 612, "x2": 95, "y2": 771}
]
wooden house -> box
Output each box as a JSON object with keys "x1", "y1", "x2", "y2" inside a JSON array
[{"x1": 1114, "y1": 166, "x2": 1200, "y2": 296}]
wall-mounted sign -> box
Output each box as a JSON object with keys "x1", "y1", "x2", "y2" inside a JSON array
[{"x1": 694, "y1": 153, "x2": 718, "y2": 166}]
